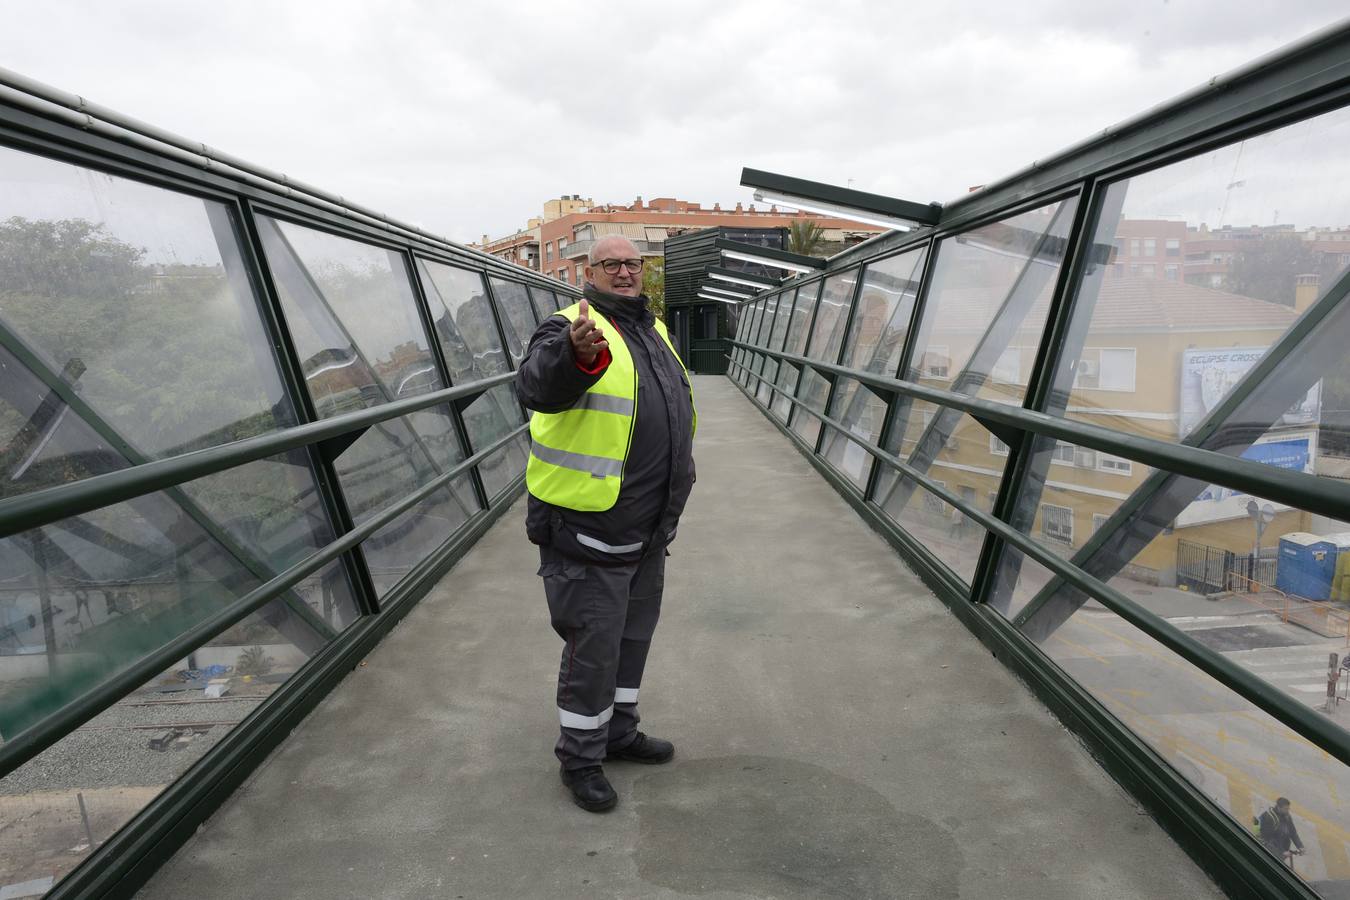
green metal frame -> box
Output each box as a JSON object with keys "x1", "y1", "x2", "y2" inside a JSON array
[
  {"x1": 739, "y1": 167, "x2": 943, "y2": 227},
  {"x1": 0, "y1": 68, "x2": 581, "y2": 898},
  {"x1": 722, "y1": 36, "x2": 1350, "y2": 884},
  {"x1": 727, "y1": 356, "x2": 1314, "y2": 898}
]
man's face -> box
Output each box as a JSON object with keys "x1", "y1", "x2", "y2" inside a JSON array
[{"x1": 585, "y1": 239, "x2": 643, "y2": 297}]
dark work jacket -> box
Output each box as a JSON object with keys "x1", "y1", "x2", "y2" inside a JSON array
[
  {"x1": 1256, "y1": 808, "x2": 1304, "y2": 853},
  {"x1": 517, "y1": 284, "x2": 696, "y2": 565}
]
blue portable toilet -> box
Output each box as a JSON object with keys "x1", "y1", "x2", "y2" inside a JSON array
[{"x1": 1275, "y1": 532, "x2": 1339, "y2": 600}]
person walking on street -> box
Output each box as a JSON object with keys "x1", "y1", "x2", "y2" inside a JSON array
[
  {"x1": 1256, "y1": 797, "x2": 1305, "y2": 864},
  {"x1": 516, "y1": 235, "x2": 696, "y2": 812}
]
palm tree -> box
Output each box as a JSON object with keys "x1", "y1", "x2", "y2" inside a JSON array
[{"x1": 787, "y1": 219, "x2": 825, "y2": 256}]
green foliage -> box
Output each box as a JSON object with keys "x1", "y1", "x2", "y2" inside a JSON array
[
  {"x1": 787, "y1": 220, "x2": 826, "y2": 257},
  {"x1": 1222, "y1": 235, "x2": 1342, "y2": 307},
  {"x1": 0, "y1": 216, "x2": 282, "y2": 470},
  {"x1": 235, "y1": 644, "x2": 275, "y2": 677},
  {"x1": 643, "y1": 256, "x2": 666, "y2": 320}
]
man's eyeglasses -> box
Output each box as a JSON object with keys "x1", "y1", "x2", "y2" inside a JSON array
[{"x1": 594, "y1": 258, "x2": 644, "y2": 275}]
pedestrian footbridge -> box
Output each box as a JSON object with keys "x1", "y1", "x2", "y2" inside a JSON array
[{"x1": 4, "y1": 24, "x2": 1350, "y2": 900}]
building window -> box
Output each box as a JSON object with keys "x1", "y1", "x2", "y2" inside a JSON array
[
  {"x1": 558, "y1": 237, "x2": 568, "y2": 254},
  {"x1": 921, "y1": 345, "x2": 950, "y2": 378},
  {"x1": 1098, "y1": 454, "x2": 1132, "y2": 475},
  {"x1": 1074, "y1": 348, "x2": 1136, "y2": 392},
  {"x1": 559, "y1": 267, "x2": 570, "y2": 284},
  {"x1": 1050, "y1": 441, "x2": 1075, "y2": 465},
  {"x1": 545, "y1": 241, "x2": 553, "y2": 262},
  {"x1": 1139, "y1": 263, "x2": 1155, "y2": 278},
  {"x1": 923, "y1": 480, "x2": 947, "y2": 514},
  {"x1": 1143, "y1": 238, "x2": 1156, "y2": 256},
  {"x1": 1041, "y1": 504, "x2": 1074, "y2": 544},
  {"x1": 1164, "y1": 264, "x2": 1179, "y2": 280},
  {"x1": 1165, "y1": 238, "x2": 1181, "y2": 257},
  {"x1": 990, "y1": 434, "x2": 1011, "y2": 456},
  {"x1": 1129, "y1": 238, "x2": 1140, "y2": 257},
  {"x1": 1092, "y1": 513, "x2": 1111, "y2": 535}
]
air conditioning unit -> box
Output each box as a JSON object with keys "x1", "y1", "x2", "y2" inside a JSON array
[
  {"x1": 1074, "y1": 447, "x2": 1098, "y2": 468},
  {"x1": 945, "y1": 433, "x2": 960, "y2": 451},
  {"x1": 1077, "y1": 358, "x2": 1099, "y2": 378}
]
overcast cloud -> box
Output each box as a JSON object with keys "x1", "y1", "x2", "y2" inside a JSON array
[{"x1": 2, "y1": 1, "x2": 1346, "y2": 244}]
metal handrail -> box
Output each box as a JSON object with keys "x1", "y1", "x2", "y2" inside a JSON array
[
  {"x1": 0, "y1": 372, "x2": 516, "y2": 540},
  {"x1": 0, "y1": 421, "x2": 529, "y2": 778},
  {"x1": 727, "y1": 355, "x2": 1350, "y2": 765},
  {"x1": 731, "y1": 342, "x2": 1350, "y2": 525}
]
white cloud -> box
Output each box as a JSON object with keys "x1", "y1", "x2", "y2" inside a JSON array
[{"x1": 1, "y1": 0, "x2": 1345, "y2": 244}]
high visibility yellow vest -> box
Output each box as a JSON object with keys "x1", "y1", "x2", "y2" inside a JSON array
[{"x1": 527, "y1": 303, "x2": 696, "y2": 512}]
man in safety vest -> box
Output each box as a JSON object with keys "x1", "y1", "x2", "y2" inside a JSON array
[{"x1": 517, "y1": 235, "x2": 697, "y2": 812}]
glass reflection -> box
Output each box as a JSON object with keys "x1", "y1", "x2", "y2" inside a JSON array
[
  {"x1": 0, "y1": 453, "x2": 357, "y2": 743},
  {"x1": 773, "y1": 281, "x2": 821, "y2": 421},
  {"x1": 417, "y1": 259, "x2": 527, "y2": 500},
  {"x1": 0, "y1": 150, "x2": 359, "y2": 775},
  {"x1": 820, "y1": 246, "x2": 929, "y2": 489},
  {"x1": 873, "y1": 198, "x2": 1077, "y2": 508},
  {"x1": 757, "y1": 289, "x2": 796, "y2": 406},
  {"x1": 1003, "y1": 105, "x2": 1350, "y2": 641},
  {"x1": 791, "y1": 270, "x2": 859, "y2": 446},
  {"x1": 259, "y1": 218, "x2": 478, "y2": 594},
  {"x1": 0, "y1": 591, "x2": 341, "y2": 893},
  {"x1": 489, "y1": 278, "x2": 538, "y2": 366},
  {"x1": 997, "y1": 554, "x2": 1350, "y2": 886}
]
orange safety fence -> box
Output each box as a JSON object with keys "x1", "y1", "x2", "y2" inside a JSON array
[{"x1": 1227, "y1": 573, "x2": 1350, "y2": 643}]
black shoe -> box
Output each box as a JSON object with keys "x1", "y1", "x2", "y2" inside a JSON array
[
  {"x1": 605, "y1": 732, "x2": 675, "y2": 764},
  {"x1": 559, "y1": 765, "x2": 617, "y2": 812}
]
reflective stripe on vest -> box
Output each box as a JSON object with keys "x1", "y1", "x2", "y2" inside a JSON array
[{"x1": 527, "y1": 301, "x2": 697, "y2": 512}]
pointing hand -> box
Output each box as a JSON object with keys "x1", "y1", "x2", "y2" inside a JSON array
[{"x1": 570, "y1": 298, "x2": 608, "y2": 367}]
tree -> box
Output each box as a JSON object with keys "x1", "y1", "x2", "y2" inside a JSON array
[
  {"x1": 1223, "y1": 234, "x2": 1342, "y2": 307},
  {"x1": 788, "y1": 220, "x2": 826, "y2": 256},
  {"x1": 642, "y1": 255, "x2": 666, "y2": 320}
]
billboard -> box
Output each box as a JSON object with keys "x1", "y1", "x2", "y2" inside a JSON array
[
  {"x1": 1178, "y1": 347, "x2": 1321, "y2": 437},
  {"x1": 1176, "y1": 430, "x2": 1316, "y2": 527}
]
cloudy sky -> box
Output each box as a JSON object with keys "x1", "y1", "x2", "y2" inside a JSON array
[{"x1": 2, "y1": 1, "x2": 1346, "y2": 245}]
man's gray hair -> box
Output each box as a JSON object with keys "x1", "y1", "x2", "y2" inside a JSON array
[{"x1": 588, "y1": 235, "x2": 639, "y2": 264}]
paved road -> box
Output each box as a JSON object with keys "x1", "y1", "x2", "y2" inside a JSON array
[{"x1": 1043, "y1": 605, "x2": 1350, "y2": 888}]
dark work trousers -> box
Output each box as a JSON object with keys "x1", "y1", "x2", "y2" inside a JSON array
[{"x1": 538, "y1": 544, "x2": 666, "y2": 770}]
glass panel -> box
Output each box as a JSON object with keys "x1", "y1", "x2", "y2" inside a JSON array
[
  {"x1": 773, "y1": 281, "x2": 822, "y2": 420},
  {"x1": 749, "y1": 293, "x2": 781, "y2": 395},
  {"x1": 418, "y1": 260, "x2": 527, "y2": 500},
  {"x1": 874, "y1": 198, "x2": 1078, "y2": 503},
  {"x1": 996, "y1": 557, "x2": 1350, "y2": 888},
  {"x1": 821, "y1": 246, "x2": 929, "y2": 489},
  {"x1": 527, "y1": 285, "x2": 554, "y2": 324},
  {"x1": 1044, "y1": 105, "x2": 1350, "y2": 448},
  {"x1": 0, "y1": 585, "x2": 345, "y2": 893},
  {"x1": 0, "y1": 150, "x2": 360, "y2": 780},
  {"x1": 739, "y1": 298, "x2": 766, "y2": 386},
  {"x1": 879, "y1": 414, "x2": 1003, "y2": 585},
  {"x1": 757, "y1": 289, "x2": 797, "y2": 406},
  {"x1": 791, "y1": 270, "x2": 858, "y2": 446},
  {"x1": 0, "y1": 452, "x2": 357, "y2": 745},
  {"x1": 1002, "y1": 105, "x2": 1350, "y2": 658},
  {"x1": 489, "y1": 278, "x2": 538, "y2": 366},
  {"x1": 259, "y1": 218, "x2": 478, "y2": 595},
  {"x1": 0, "y1": 145, "x2": 297, "y2": 471}
]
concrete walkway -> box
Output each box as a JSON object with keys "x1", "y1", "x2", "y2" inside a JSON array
[{"x1": 139, "y1": 376, "x2": 1223, "y2": 900}]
